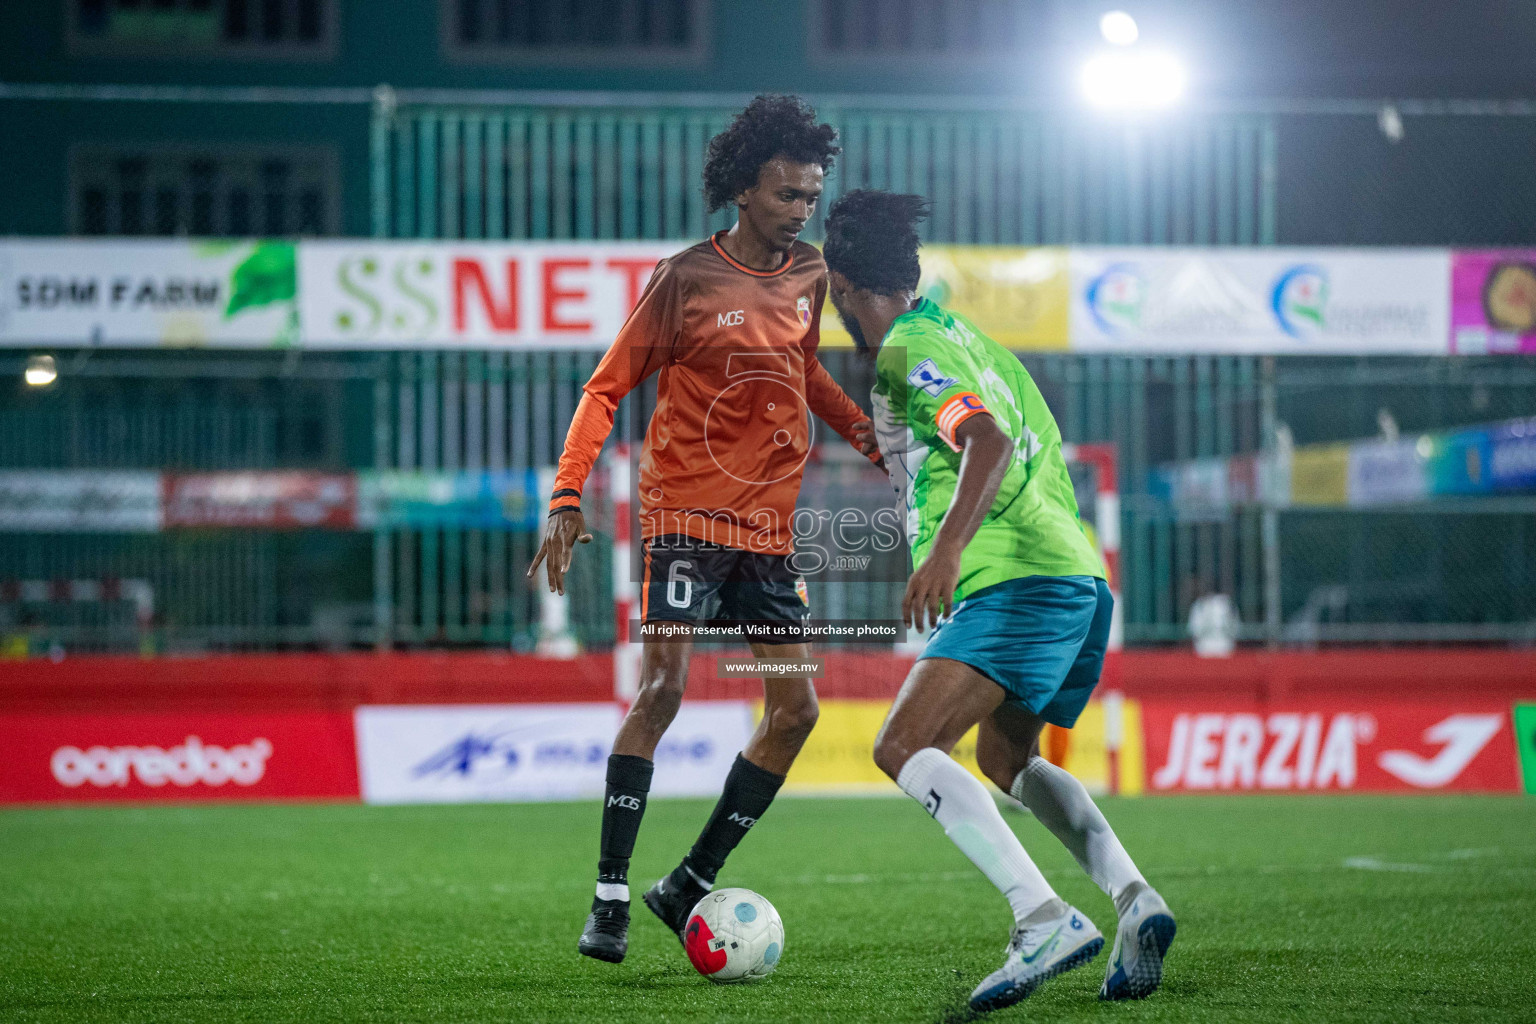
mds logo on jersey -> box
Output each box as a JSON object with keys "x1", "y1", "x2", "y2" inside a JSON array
[{"x1": 718, "y1": 309, "x2": 745, "y2": 327}]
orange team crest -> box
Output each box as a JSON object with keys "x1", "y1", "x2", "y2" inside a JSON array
[
  {"x1": 796, "y1": 295, "x2": 812, "y2": 327},
  {"x1": 794, "y1": 577, "x2": 810, "y2": 606}
]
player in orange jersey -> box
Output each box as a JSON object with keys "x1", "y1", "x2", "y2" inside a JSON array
[{"x1": 528, "y1": 96, "x2": 881, "y2": 965}]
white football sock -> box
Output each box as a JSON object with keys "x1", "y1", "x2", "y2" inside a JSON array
[
  {"x1": 594, "y1": 881, "x2": 629, "y2": 902},
  {"x1": 1010, "y1": 756, "x2": 1144, "y2": 910},
  {"x1": 897, "y1": 747, "x2": 1056, "y2": 928}
]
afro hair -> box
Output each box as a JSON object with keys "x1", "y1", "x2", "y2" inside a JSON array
[
  {"x1": 703, "y1": 95, "x2": 840, "y2": 213},
  {"x1": 823, "y1": 190, "x2": 930, "y2": 295}
]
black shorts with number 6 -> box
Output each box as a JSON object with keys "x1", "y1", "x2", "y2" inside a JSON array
[{"x1": 641, "y1": 534, "x2": 809, "y2": 643}]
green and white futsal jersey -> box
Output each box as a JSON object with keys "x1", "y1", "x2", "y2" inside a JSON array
[{"x1": 871, "y1": 297, "x2": 1105, "y2": 601}]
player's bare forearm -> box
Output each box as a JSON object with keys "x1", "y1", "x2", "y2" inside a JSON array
[
  {"x1": 931, "y1": 414, "x2": 1013, "y2": 559},
  {"x1": 902, "y1": 415, "x2": 1013, "y2": 629}
]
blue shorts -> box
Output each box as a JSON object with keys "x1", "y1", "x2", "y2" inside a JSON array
[{"x1": 920, "y1": 575, "x2": 1112, "y2": 728}]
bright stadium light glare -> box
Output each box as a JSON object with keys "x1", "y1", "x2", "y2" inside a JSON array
[
  {"x1": 1099, "y1": 10, "x2": 1139, "y2": 46},
  {"x1": 1080, "y1": 51, "x2": 1187, "y2": 110},
  {"x1": 24, "y1": 354, "x2": 58, "y2": 387}
]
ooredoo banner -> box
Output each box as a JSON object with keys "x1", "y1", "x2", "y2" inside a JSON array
[
  {"x1": 1143, "y1": 702, "x2": 1520, "y2": 793},
  {"x1": 353, "y1": 702, "x2": 753, "y2": 805},
  {"x1": 0, "y1": 712, "x2": 359, "y2": 803},
  {"x1": 1071, "y1": 248, "x2": 1450, "y2": 354}
]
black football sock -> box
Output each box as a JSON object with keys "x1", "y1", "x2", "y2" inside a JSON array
[
  {"x1": 594, "y1": 754, "x2": 654, "y2": 909},
  {"x1": 676, "y1": 753, "x2": 785, "y2": 887}
]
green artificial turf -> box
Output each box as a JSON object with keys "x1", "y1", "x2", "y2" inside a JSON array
[{"x1": 2, "y1": 795, "x2": 1534, "y2": 1023}]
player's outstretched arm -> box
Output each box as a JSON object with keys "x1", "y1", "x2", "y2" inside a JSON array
[
  {"x1": 804, "y1": 354, "x2": 884, "y2": 466},
  {"x1": 528, "y1": 260, "x2": 679, "y2": 591},
  {"x1": 527, "y1": 509, "x2": 594, "y2": 595},
  {"x1": 902, "y1": 414, "x2": 1014, "y2": 629}
]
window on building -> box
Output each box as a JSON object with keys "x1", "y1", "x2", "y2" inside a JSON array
[
  {"x1": 71, "y1": 147, "x2": 340, "y2": 236},
  {"x1": 71, "y1": 0, "x2": 334, "y2": 56},
  {"x1": 444, "y1": 0, "x2": 706, "y2": 63},
  {"x1": 811, "y1": 0, "x2": 1027, "y2": 57}
]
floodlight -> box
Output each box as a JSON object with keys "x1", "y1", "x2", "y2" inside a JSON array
[
  {"x1": 1099, "y1": 10, "x2": 1139, "y2": 46},
  {"x1": 1080, "y1": 50, "x2": 1186, "y2": 110},
  {"x1": 24, "y1": 354, "x2": 57, "y2": 387}
]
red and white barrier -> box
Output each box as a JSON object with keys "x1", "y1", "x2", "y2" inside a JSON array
[{"x1": 1, "y1": 650, "x2": 1529, "y2": 804}]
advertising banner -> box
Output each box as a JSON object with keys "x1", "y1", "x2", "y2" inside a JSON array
[
  {"x1": 163, "y1": 472, "x2": 356, "y2": 529},
  {"x1": 1070, "y1": 248, "x2": 1450, "y2": 354},
  {"x1": 355, "y1": 470, "x2": 541, "y2": 530},
  {"x1": 0, "y1": 471, "x2": 162, "y2": 531},
  {"x1": 1346, "y1": 439, "x2": 1430, "y2": 506},
  {"x1": 0, "y1": 470, "x2": 546, "y2": 532},
  {"x1": 354, "y1": 702, "x2": 753, "y2": 805},
  {"x1": 1288, "y1": 444, "x2": 1350, "y2": 507},
  {"x1": 1143, "y1": 701, "x2": 1520, "y2": 794},
  {"x1": 2, "y1": 238, "x2": 1498, "y2": 356},
  {"x1": 1489, "y1": 418, "x2": 1536, "y2": 492},
  {"x1": 1427, "y1": 428, "x2": 1496, "y2": 497},
  {"x1": 0, "y1": 239, "x2": 298, "y2": 347},
  {"x1": 1450, "y1": 250, "x2": 1536, "y2": 354},
  {"x1": 777, "y1": 697, "x2": 1141, "y2": 796},
  {"x1": 298, "y1": 240, "x2": 679, "y2": 350},
  {"x1": 1148, "y1": 458, "x2": 1230, "y2": 522},
  {"x1": 1515, "y1": 704, "x2": 1536, "y2": 795},
  {"x1": 0, "y1": 712, "x2": 359, "y2": 803},
  {"x1": 820, "y1": 246, "x2": 1071, "y2": 350}
]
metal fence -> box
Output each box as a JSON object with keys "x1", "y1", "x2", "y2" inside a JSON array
[
  {"x1": 370, "y1": 97, "x2": 1278, "y2": 246},
  {"x1": 5, "y1": 91, "x2": 1536, "y2": 652}
]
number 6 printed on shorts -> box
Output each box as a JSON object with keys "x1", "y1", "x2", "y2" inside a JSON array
[{"x1": 668, "y1": 560, "x2": 694, "y2": 609}]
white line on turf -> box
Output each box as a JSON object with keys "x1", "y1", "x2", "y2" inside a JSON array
[
  {"x1": 1342, "y1": 846, "x2": 1504, "y2": 873},
  {"x1": 1343, "y1": 857, "x2": 1435, "y2": 873}
]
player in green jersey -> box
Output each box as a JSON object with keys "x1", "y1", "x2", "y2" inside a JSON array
[{"x1": 823, "y1": 191, "x2": 1175, "y2": 1012}]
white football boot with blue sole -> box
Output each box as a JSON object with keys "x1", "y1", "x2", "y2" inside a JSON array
[
  {"x1": 968, "y1": 903, "x2": 1103, "y2": 1013},
  {"x1": 1100, "y1": 887, "x2": 1176, "y2": 1000}
]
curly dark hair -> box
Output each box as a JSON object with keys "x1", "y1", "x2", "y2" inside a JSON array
[
  {"x1": 703, "y1": 95, "x2": 841, "y2": 213},
  {"x1": 823, "y1": 190, "x2": 930, "y2": 294}
]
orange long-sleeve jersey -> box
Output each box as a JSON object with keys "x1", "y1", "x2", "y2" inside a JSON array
[{"x1": 548, "y1": 232, "x2": 873, "y2": 555}]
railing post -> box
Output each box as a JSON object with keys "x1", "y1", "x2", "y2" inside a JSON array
[
  {"x1": 1260, "y1": 355, "x2": 1282, "y2": 647},
  {"x1": 369, "y1": 83, "x2": 395, "y2": 239}
]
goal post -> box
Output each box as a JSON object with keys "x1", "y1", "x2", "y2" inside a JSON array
[{"x1": 1061, "y1": 442, "x2": 1126, "y2": 795}]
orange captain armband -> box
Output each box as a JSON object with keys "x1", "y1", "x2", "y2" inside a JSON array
[{"x1": 935, "y1": 392, "x2": 989, "y2": 451}]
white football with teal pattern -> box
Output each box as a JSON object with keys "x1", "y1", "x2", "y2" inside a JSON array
[{"x1": 683, "y1": 887, "x2": 784, "y2": 983}]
